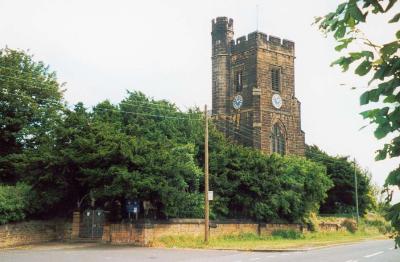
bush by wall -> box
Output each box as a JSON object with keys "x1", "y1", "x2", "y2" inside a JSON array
[{"x1": 0, "y1": 183, "x2": 33, "y2": 224}]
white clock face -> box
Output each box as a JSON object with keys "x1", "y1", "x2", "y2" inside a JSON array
[
  {"x1": 232, "y1": 95, "x2": 243, "y2": 110},
  {"x1": 272, "y1": 94, "x2": 283, "y2": 109}
]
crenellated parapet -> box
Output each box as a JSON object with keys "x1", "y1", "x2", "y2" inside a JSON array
[
  {"x1": 231, "y1": 31, "x2": 295, "y2": 55},
  {"x1": 211, "y1": 17, "x2": 234, "y2": 33}
]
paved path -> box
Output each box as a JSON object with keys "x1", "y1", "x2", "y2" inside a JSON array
[{"x1": 0, "y1": 239, "x2": 398, "y2": 262}]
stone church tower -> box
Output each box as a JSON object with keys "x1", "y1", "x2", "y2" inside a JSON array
[{"x1": 211, "y1": 17, "x2": 305, "y2": 156}]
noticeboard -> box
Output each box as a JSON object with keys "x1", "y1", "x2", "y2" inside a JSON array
[
  {"x1": 126, "y1": 200, "x2": 139, "y2": 213},
  {"x1": 208, "y1": 191, "x2": 213, "y2": 201}
]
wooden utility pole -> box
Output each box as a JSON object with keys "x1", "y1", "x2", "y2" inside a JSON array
[
  {"x1": 354, "y1": 157, "x2": 360, "y2": 224},
  {"x1": 204, "y1": 105, "x2": 209, "y2": 243}
]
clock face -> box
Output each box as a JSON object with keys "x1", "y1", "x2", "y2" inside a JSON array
[
  {"x1": 272, "y1": 94, "x2": 283, "y2": 109},
  {"x1": 232, "y1": 95, "x2": 243, "y2": 110}
]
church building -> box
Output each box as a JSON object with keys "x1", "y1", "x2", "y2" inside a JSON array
[{"x1": 211, "y1": 17, "x2": 305, "y2": 156}]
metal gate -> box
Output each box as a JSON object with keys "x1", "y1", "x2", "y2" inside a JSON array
[{"x1": 79, "y1": 209, "x2": 105, "y2": 239}]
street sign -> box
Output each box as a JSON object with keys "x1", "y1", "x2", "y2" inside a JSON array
[
  {"x1": 208, "y1": 191, "x2": 213, "y2": 201},
  {"x1": 126, "y1": 200, "x2": 139, "y2": 214}
]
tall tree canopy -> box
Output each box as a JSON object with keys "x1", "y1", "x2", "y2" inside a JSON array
[
  {"x1": 0, "y1": 48, "x2": 343, "y2": 225},
  {"x1": 0, "y1": 48, "x2": 65, "y2": 221},
  {"x1": 306, "y1": 145, "x2": 376, "y2": 215},
  {"x1": 316, "y1": 0, "x2": 400, "y2": 246},
  {"x1": 0, "y1": 48, "x2": 64, "y2": 183}
]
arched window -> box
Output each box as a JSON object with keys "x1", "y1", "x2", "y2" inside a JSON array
[
  {"x1": 271, "y1": 123, "x2": 285, "y2": 155},
  {"x1": 235, "y1": 70, "x2": 243, "y2": 92}
]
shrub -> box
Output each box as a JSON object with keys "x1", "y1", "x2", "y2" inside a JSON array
[
  {"x1": 341, "y1": 219, "x2": 358, "y2": 233},
  {"x1": 271, "y1": 229, "x2": 304, "y2": 239},
  {"x1": 364, "y1": 217, "x2": 393, "y2": 234},
  {"x1": 304, "y1": 212, "x2": 319, "y2": 232},
  {"x1": 0, "y1": 183, "x2": 32, "y2": 224}
]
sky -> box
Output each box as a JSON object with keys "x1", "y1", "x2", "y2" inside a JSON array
[{"x1": 0, "y1": 0, "x2": 398, "y2": 201}]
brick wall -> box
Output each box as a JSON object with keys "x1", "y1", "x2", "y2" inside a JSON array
[
  {"x1": 0, "y1": 220, "x2": 71, "y2": 249},
  {"x1": 318, "y1": 222, "x2": 342, "y2": 232},
  {"x1": 259, "y1": 223, "x2": 303, "y2": 235},
  {"x1": 105, "y1": 220, "x2": 304, "y2": 246}
]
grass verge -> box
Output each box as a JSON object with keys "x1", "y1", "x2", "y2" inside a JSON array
[{"x1": 154, "y1": 228, "x2": 386, "y2": 250}]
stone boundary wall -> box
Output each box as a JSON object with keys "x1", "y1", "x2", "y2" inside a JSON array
[
  {"x1": 319, "y1": 222, "x2": 342, "y2": 232},
  {"x1": 0, "y1": 220, "x2": 71, "y2": 249},
  {"x1": 105, "y1": 220, "x2": 304, "y2": 246}
]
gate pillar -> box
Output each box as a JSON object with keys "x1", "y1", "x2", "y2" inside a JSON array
[{"x1": 71, "y1": 211, "x2": 81, "y2": 239}]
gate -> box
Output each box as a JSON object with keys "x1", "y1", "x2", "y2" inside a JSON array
[{"x1": 79, "y1": 209, "x2": 105, "y2": 239}]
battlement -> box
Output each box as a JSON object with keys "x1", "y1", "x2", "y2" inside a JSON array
[
  {"x1": 231, "y1": 31, "x2": 295, "y2": 54},
  {"x1": 212, "y1": 17, "x2": 234, "y2": 32}
]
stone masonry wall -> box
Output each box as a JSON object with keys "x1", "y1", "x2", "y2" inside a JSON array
[
  {"x1": 211, "y1": 17, "x2": 306, "y2": 156},
  {"x1": 105, "y1": 220, "x2": 304, "y2": 247},
  {"x1": 0, "y1": 220, "x2": 71, "y2": 249},
  {"x1": 256, "y1": 44, "x2": 305, "y2": 156}
]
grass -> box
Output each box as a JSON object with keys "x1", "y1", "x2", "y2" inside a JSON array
[{"x1": 153, "y1": 223, "x2": 387, "y2": 250}]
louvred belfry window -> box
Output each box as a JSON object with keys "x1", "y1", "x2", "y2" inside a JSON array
[
  {"x1": 271, "y1": 68, "x2": 281, "y2": 92},
  {"x1": 235, "y1": 71, "x2": 243, "y2": 92}
]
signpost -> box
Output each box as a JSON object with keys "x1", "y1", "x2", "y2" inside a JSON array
[
  {"x1": 126, "y1": 200, "x2": 139, "y2": 243},
  {"x1": 208, "y1": 191, "x2": 213, "y2": 201},
  {"x1": 126, "y1": 200, "x2": 140, "y2": 221}
]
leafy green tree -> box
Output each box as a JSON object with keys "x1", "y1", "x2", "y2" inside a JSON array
[
  {"x1": 306, "y1": 145, "x2": 376, "y2": 215},
  {"x1": 316, "y1": 0, "x2": 400, "y2": 246},
  {"x1": 0, "y1": 183, "x2": 33, "y2": 224},
  {"x1": 0, "y1": 48, "x2": 64, "y2": 184},
  {"x1": 30, "y1": 93, "x2": 206, "y2": 219},
  {"x1": 0, "y1": 52, "x2": 334, "y2": 224},
  {"x1": 208, "y1": 131, "x2": 333, "y2": 223}
]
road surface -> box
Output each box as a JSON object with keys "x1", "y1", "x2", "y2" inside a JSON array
[{"x1": 0, "y1": 239, "x2": 398, "y2": 262}]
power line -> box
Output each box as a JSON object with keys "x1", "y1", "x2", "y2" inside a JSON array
[
  {"x1": 214, "y1": 124, "x2": 260, "y2": 147},
  {"x1": 2, "y1": 92, "x2": 203, "y2": 121},
  {"x1": 96, "y1": 106, "x2": 202, "y2": 121},
  {"x1": 0, "y1": 75, "x2": 194, "y2": 111},
  {"x1": 212, "y1": 117, "x2": 262, "y2": 136},
  {"x1": 219, "y1": 118, "x2": 262, "y2": 135},
  {"x1": 0, "y1": 74, "x2": 62, "y2": 90},
  {"x1": 214, "y1": 122, "x2": 259, "y2": 145},
  {"x1": 0, "y1": 66, "x2": 57, "y2": 79}
]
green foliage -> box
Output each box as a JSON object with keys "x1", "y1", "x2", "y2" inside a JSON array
[
  {"x1": 316, "y1": 0, "x2": 400, "y2": 247},
  {"x1": 306, "y1": 145, "x2": 376, "y2": 215},
  {"x1": 341, "y1": 218, "x2": 358, "y2": 233},
  {"x1": 0, "y1": 48, "x2": 64, "y2": 184},
  {"x1": 0, "y1": 183, "x2": 33, "y2": 224},
  {"x1": 28, "y1": 93, "x2": 205, "y2": 218},
  {"x1": 363, "y1": 216, "x2": 392, "y2": 234},
  {"x1": 209, "y1": 141, "x2": 332, "y2": 222},
  {"x1": 271, "y1": 229, "x2": 305, "y2": 239},
  {"x1": 0, "y1": 48, "x2": 333, "y2": 223}
]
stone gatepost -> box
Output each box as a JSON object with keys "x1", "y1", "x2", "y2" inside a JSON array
[{"x1": 71, "y1": 211, "x2": 80, "y2": 239}]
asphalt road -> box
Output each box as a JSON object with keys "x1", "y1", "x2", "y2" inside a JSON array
[{"x1": 0, "y1": 239, "x2": 399, "y2": 262}]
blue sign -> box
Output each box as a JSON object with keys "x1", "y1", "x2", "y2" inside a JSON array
[{"x1": 126, "y1": 200, "x2": 139, "y2": 213}]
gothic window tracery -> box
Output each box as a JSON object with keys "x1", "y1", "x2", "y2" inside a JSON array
[{"x1": 271, "y1": 123, "x2": 285, "y2": 155}]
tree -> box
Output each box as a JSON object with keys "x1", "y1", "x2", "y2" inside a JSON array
[
  {"x1": 34, "y1": 93, "x2": 206, "y2": 219},
  {"x1": 306, "y1": 145, "x2": 376, "y2": 215},
  {"x1": 0, "y1": 183, "x2": 33, "y2": 224},
  {"x1": 208, "y1": 131, "x2": 333, "y2": 223},
  {"x1": 0, "y1": 48, "x2": 64, "y2": 184},
  {"x1": 0, "y1": 51, "x2": 334, "y2": 224},
  {"x1": 316, "y1": 0, "x2": 400, "y2": 246}
]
